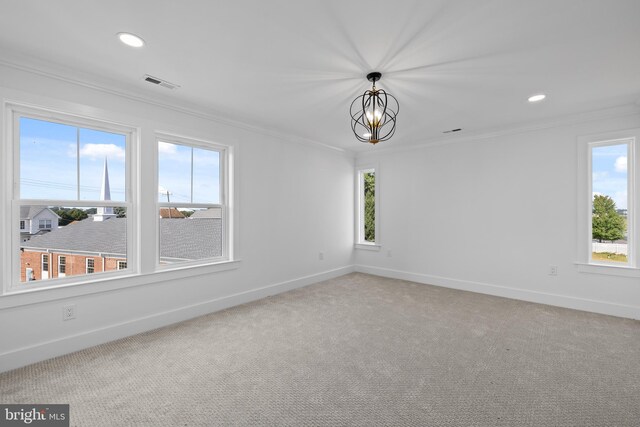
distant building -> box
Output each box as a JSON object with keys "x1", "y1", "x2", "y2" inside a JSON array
[
  {"x1": 20, "y1": 158, "x2": 221, "y2": 282},
  {"x1": 159, "y1": 208, "x2": 185, "y2": 219},
  {"x1": 21, "y1": 217, "x2": 222, "y2": 281},
  {"x1": 20, "y1": 206, "x2": 60, "y2": 242},
  {"x1": 190, "y1": 207, "x2": 222, "y2": 219}
]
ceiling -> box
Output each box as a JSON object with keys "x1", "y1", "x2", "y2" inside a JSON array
[{"x1": 1, "y1": 0, "x2": 639, "y2": 152}]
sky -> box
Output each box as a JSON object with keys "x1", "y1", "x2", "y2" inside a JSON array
[
  {"x1": 20, "y1": 117, "x2": 126, "y2": 201},
  {"x1": 20, "y1": 117, "x2": 221, "y2": 206},
  {"x1": 592, "y1": 143, "x2": 627, "y2": 210}
]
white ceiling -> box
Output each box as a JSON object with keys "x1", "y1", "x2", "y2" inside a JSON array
[{"x1": 1, "y1": 0, "x2": 639, "y2": 152}]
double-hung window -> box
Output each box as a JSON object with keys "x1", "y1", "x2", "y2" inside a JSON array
[
  {"x1": 579, "y1": 129, "x2": 639, "y2": 272},
  {"x1": 157, "y1": 134, "x2": 229, "y2": 266},
  {"x1": 8, "y1": 104, "x2": 134, "y2": 289}
]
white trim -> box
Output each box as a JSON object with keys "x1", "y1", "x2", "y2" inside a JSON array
[
  {"x1": 355, "y1": 264, "x2": 640, "y2": 320},
  {"x1": 355, "y1": 243, "x2": 381, "y2": 251},
  {"x1": 577, "y1": 128, "x2": 640, "y2": 273},
  {"x1": 0, "y1": 265, "x2": 354, "y2": 373},
  {"x1": 355, "y1": 164, "x2": 379, "y2": 245},
  {"x1": 85, "y1": 258, "x2": 95, "y2": 274},
  {"x1": 574, "y1": 262, "x2": 640, "y2": 277},
  {"x1": 0, "y1": 260, "x2": 242, "y2": 309},
  {"x1": 357, "y1": 104, "x2": 640, "y2": 157},
  {"x1": 58, "y1": 255, "x2": 66, "y2": 278},
  {"x1": 0, "y1": 58, "x2": 351, "y2": 155},
  {"x1": 155, "y1": 133, "x2": 233, "y2": 270},
  {"x1": 6, "y1": 102, "x2": 138, "y2": 292}
]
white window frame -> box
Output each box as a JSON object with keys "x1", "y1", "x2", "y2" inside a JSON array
[
  {"x1": 38, "y1": 219, "x2": 52, "y2": 230},
  {"x1": 58, "y1": 255, "x2": 66, "y2": 278},
  {"x1": 577, "y1": 129, "x2": 640, "y2": 276},
  {"x1": 355, "y1": 164, "x2": 380, "y2": 250},
  {"x1": 155, "y1": 132, "x2": 232, "y2": 269},
  {"x1": 6, "y1": 103, "x2": 137, "y2": 292},
  {"x1": 86, "y1": 258, "x2": 95, "y2": 274},
  {"x1": 41, "y1": 253, "x2": 49, "y2": 280}
]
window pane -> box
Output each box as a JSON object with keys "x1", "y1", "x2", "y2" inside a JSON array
[
  {"x1": 20, "y1": 205, "x2": 127, "y2": 283},
  {"x1": 591, "y1": 143, "x2": 628, "y2": 263},
  {"x1": 158, "y1": 142, "x2": 192, "y2": 203},
  {"x1": 19, "y1": 117, "x2": 127, "y2": 202},
  {"x1": 363, "y1": 172, "x2": 375, "y2": 242},
  {"x1": 159, "y1": 207, "x2": 222, "y2": 264},
  {"x1": 79, "y1": 128, "x2": 126, "y2": 201},
  {"x1": 193, "y1": 148, "x2": 220, "y2": 204},
  {"x1": 20, "y1": 117, "x2": 77, "y2": 200}
]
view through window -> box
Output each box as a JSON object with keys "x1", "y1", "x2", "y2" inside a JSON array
[
  {"x1": 157, "y1": 139, "x2": 225, "y2": 264},
  {"x1": 17, "y1": 115, "x2": 129, "y2": 285},
  {"x1": 357, "y1": 168, "x2": 376, "y2": 244},
  {"x1": 591, "y1": 141, "x2": 630, "y2": 264}
]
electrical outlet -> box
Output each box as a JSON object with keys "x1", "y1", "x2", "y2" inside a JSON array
[
  {"x1": 318, "y1": 252, "x2": 324, "y2": 261},
  {"x1": 548, "y1": 265, "x2": 558, "y2": 276},
  {"x1": 62, "y1": 304, "x2": 76, "y2": 321}
]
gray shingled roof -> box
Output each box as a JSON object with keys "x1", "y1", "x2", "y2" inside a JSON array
[
  {"x1": 22, "y1": 217, "x2": 222, "y2": 260},
  {"x1": 20, "y1": 206, "x2": 60, "y2": 220},
  {"x1": 189, "y1": 207, "x2": 222, "y2": 219}
]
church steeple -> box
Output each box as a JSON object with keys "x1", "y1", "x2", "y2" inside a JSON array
[{"x1": 93, "y1": 157, "x2": 117, "y2": 221}]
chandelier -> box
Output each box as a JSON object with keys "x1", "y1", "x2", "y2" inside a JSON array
[{"x1": 350, "y1": 72, "x2": 399, "y2": 145}]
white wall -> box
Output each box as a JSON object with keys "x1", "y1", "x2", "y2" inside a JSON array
[
  {"x1": 0, "y1": 63, "x2": 355, "y2": 372},
  {"x1": 355, "y1": 110, "x2": 640, "y2": 319}
]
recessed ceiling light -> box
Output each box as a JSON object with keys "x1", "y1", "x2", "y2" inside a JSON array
[
  {"x1": 117, "y1": 32, "x2": 145, "y2": 48},
  {"x1": 528, "y1": 94, "x2": 546, "y2": 103}
]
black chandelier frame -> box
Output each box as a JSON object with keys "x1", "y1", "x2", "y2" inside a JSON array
[{"x1": 350, "y1": 72, "x2": 399, "y2": 145}]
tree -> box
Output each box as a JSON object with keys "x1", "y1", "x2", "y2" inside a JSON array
[
  {"x1": 363, "y1": 172, "x2": 375, "y2": 242},
  {"x1": 53, "y1": 207, "x2": 88, "y2": 226},
  {"x1": 114, "y1": 207, "x2": 127, "y2": 218},
  {"x1": 592, "y1": 195, "x2": 625, "y2": 242}
]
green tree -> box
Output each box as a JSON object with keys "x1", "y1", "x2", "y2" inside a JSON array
[
  {"x1": 53, "y1": 207, "x2": 88, "y2": 226},
  {"x1": 592, "y1": 195, "x2": 625, "y2": 242},
  {"x1": 364, "y1": 172, "x2": 375, "y2": 242},
  {"x1": 114, "y1": 207, "x2": 127, "y2": 218}
]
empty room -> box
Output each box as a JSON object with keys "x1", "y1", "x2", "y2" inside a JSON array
[{"x1": 1, "y1": 1, "x2": 639, "y2": 426}]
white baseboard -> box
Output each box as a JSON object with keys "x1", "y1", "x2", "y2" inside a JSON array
[
  {"x1": 355, "y1": 264, "x2": 640, "y2": 320},
  {"x1": 0, "y1": 265, "x2": 355, "y2": 373}
]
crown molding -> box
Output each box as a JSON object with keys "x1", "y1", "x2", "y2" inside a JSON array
[
  {"x1": 0, "y1": 57, "x2": 353, "y2": 157},
  {"x1": 358, "y1": 103, "x2": 640, "y2": 157}
]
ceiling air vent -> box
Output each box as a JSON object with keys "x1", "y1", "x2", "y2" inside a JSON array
[{"x1": 143, "y1": 74, "x2": 180, "y2": 90}]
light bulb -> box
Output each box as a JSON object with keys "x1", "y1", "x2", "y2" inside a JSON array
[{"x1": 363, "y1": 132, "x2": 372, "y2": 138}]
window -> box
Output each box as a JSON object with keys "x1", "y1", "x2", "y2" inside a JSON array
[
  {"x1": 38, "y1": 219, "x2": 52, "y2": 230},
  {"x1": 19, "y1": 220, "x2": 25, "y2": 230},
  {"x1": 117, "y1": 260, "x2": 127, "y2": 270},
  {"x1": 157, "y1": 135, "x2": 228, "y2": 266},
  {"x1": 58, "y1": 256, "x2": 66, "y2": 277},
  {"x1": 590, "y1": 141, "x2": 631, "y2": 264},
  {"x1": 578, "y1": 129, "x2": 639, "y2": 272},
  {"x1": 356, "y1": 166, "x2": 379, "y2": 247},
  {"x1": 10, "y1": 105, "x2": 133, "y2": 289},
  {"x1": 41, "y1": 254, "x2": 49, "y2": 280},
  {"x1": 86, "y1": 258, "x2": 95, "y2": 274}
]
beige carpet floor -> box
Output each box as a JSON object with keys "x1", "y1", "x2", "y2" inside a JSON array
[{"x1": 1, "y1": 272, "x2": 639, "y2": 426}]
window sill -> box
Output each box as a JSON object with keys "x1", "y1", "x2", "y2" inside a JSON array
[
  {"x1": 574, "y1": 262, "x2": 640, "y2": 277},
  {"x1": 0, "y1": 259, "x2": 242, "y2": 309},
  {"x1": 355, "y1": 243, "x2": 381, "y2": 251}
]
